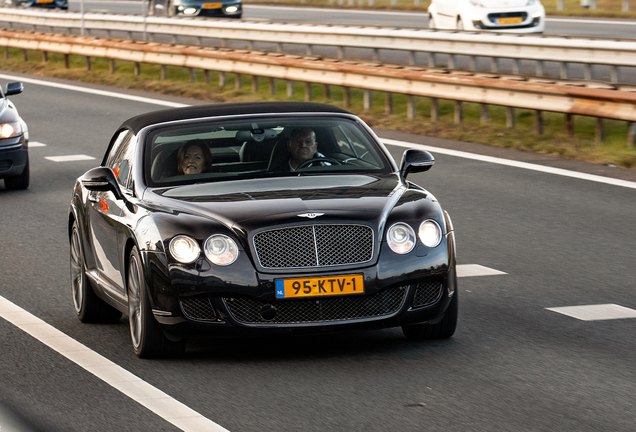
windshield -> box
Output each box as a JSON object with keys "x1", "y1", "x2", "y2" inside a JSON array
[{"x1": 144, "y1": 115, "x2": 392, "y2": 187}]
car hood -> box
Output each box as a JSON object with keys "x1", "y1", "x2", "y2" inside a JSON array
[
  {"x1": 149, "y1": 174, "x2": 408, "y2": 232},
  {"x1": 478, "y1": 0, "x2": 530, "y2": 7}
]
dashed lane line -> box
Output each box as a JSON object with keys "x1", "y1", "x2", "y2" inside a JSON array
[
  {"x1": 45, "y1": 155, "x2": 96, "y2": 162},
  {"x1": 29, "y1": 141, "x2": 47, "y2": 147},
  {"x1": 546, "y1": 304, "x2": 636, "y2": 321},
  {"x1": 0, "y1": 295, "x2": 230, "y2": 432},
  {"x1": 457, "y1": 264, "x2": 507, "y2": 278}
]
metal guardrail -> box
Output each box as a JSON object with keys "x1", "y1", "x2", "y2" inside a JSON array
[
  {"x1": 1, "y1": 7, "x2": 636, "y2": 83},
  {"x1": 2, "y1": 28, "x2": 635, "y2": 145}
]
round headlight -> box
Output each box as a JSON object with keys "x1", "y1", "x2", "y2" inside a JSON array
[
  {"x1": 204, "y1": 234, "x2": 239, "y2": 266},
  {"x1": 387, "y1": 223, "x2": 416, "y2": 254},
  {"x1": 0, "y1": 122, "x2": 20, "y2": 139},
  {"x1": 419, "y1": 220, "x2": 442, "y2": 248},
  {"x1": 169, "y1": 235, "x2": 200, "y2": 264}
]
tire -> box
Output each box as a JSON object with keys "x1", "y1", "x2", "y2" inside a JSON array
[
  {"x1": 127, "y1": 247, "x2": 185, "y2": 358},
  {"x1": 4, "y1": 156, "x2": 30, "y2": 190},
  {"x1": 456, "y1": 18, "x2": 464, "y2": 30},
  {"x1": 70, "y1": 222, "x2": 123, "y2": 323},
  {"x1": 402, "y1": 267, "x2": 458, "y2": 340}
]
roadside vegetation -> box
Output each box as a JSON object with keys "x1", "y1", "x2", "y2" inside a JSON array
[
  {"x1": 2, "y1": 47, "x2": 636, "y2": 169},
  {"x1": 245, "y1": 0, "x2": 636, "y2": 19}
]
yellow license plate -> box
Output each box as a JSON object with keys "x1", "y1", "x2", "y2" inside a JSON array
[
  {"x1": 275, "y1": 274, "x2": 364, "y2": 299},
  {"x1": 36, "y1": 0, "x2": 54, "y2": 3},
  {"x1": 497, "y1": 17, "x2": 523, "y2": 24},
  {"x1": 203, "y1": 3, "x2": 222, "y2": 8}
]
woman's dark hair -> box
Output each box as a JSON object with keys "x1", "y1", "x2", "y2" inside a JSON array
[{"x1": 176, "y1": 139, "x2": 213, "y2": 174}]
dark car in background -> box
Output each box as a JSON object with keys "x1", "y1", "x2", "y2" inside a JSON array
[
  {"x1": 68, "y1": 102, "x2": 457, "y2": 358},
  {"x1": 149, "y1": 0, "x2": 242, "y2": 18},
  {"x1": 0, "y1": 81, "x2": 29, "y2": 190},
  {"x1": 12, "y1": 0, "x2": 68, "y2": 10}
]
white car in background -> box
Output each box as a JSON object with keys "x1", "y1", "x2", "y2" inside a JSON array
[{"x1": 428, "y1": 0, "x2": 545, "y2": 33}]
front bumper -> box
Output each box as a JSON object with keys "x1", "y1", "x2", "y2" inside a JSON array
[
  {"x1": 143, "y1": 239, "x2": 455, "y2": 337},
  {"x1": 466, "y1": 5, "x2": 545, "y2": 33},
  {"x1": 0, "y1": 135, "x2": 28, "y2": 179},
  {"x1": 175, "y1": 1, "x2": 242, "y2": 17}
]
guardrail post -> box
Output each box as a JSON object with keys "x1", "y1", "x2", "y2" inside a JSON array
[
  {"x1": 252, "y1": 75, "x2": 259, "y2": 93},
  {"x1": 64, "y1": 54, "x2": 69, "y2": 68},
  {"x1": 324, "y1": 84, "x2": 331, "y2": 99},
  {"x1": 343, "y1": 87, "x2": 351, "y2": 108},
  {"x1": 270, "y1": 78, "x2": 276, "y2": 95},
  {"x1": 590, "y1": 0, "x2": 597, "y2": 9},
  {"x1": 364, "y1": 90, "x2": 371, "y2": 110},
  {"x1": 584, "y1": 64, "x2": 592, "y2": 81},
  {"x1": 276, "y1": 43, "x2": 282, "y2": 52},
  {"x1": 490, "y1": 58, "x2": 498, "y2": 73},
  {"x1": 372, "y1": 48, "x2": 379, "y2": 62},
  {"x1": 431, "y1": 98, "x2": 439, "y2": 122},
  {"x1": 385, "y1": 93, "x2": 393, "y2": 115},
  {"x1": 610, "y1": 66, "x2": 619, "y2": 83},
  {"x1": 448, "y1": 54, "x2": 455, "y2": 69},
  {"x1": 248, "y1": 41, "x2": 254, "y2": 50},
  {"x1": 535, "y1": 111, "x2": 544, "y2": 135},
  {"x1": 42, "y1": 51, "x2": 48, "y2": 63},
  {"x1": 161, "y1": 65, "x2": 167, "y2": 80},
  {"x1": 480, "y1": 104, "x2": 489, "y2": 123},
  {"x1": 407, "y1": 96, "x2": 416, "y2": 119},
  {"x1": 596, "y1": 118, "x2": 604, "y2": 143},
  {"x1": 287, "y1": 80, "x2": 294, "y2": 97},
  {"x1": 4, "y1": 47, "x2": 8, "y2": 60},
  {"x1": 512, "y1": 59, "x2": 520, "y2": 75},
  {"x1": 560, "y1": 63, "x2": 568, "y2": 79},
  {"x1": 469, "y1": 56, "x2": 476, "y2": 71},
  {"x1": 628, "y1": 122, "x2": 635, "y2": 147},
  {"x1": 190, "y1": 68, "x2": 196, "y2": 83},
  {"x1": 23, "y1": 49, "x2": 27, "y2": 62},
  {"x1": 236, "y1": 73, "x2": 243, "y2": 89},
  {"x1": 337, "y1": 47, "x2": 344, "y2": 58},
  {"x1": 565, "y1": 114, "x2": 574, "y2": 137},
  {"x1": 134, "y1": 62, "x2": 140, "y2": 76},
  {"x1": 305, "y1": 83, "x2": 312, "y2": 101},
  {"x1": 306, "y1": 45, "x2": 313, "y2": 56},
  {"x1": 427, "y1": 53, "x2": 435, "y2": 67},
  {"x1": 110, "y1": 59, "x2": 116, "y2": 74},
  {"x1": 205, "y1": 70, "x2": 210, "y2": 84},
  {"x1": 454, "y1": 101, "x2": 463, "y2": 124},
  {"x1": 536, "y1": 61, "x2": 544, "y2": 77},
  {"x1": 506, "y1": 107, "x2": 515, "y2": 128},
  {"x1": 557, "y1": 0, "x2": 565, "y2": 10},
  {"x1": 86, "y1": 56, "x2": 91, "y2": 71},
  {"x1": 623, "y1": 0, "x2": 630, "y2": 11},
  {"x1": 219, "y1": 72, "x2": 226, "y2": 87},
  {"x1": 408, "y1": 51, "x2": 415, "y2": 66}
]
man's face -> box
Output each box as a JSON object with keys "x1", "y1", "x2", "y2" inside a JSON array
[{"x1": 287, "y1": 130, "x2": 317, "y2": 164}]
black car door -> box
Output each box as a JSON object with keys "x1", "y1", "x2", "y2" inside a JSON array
[{"x1": 85, "y1": 130, "x2": 135, "y2": 303}]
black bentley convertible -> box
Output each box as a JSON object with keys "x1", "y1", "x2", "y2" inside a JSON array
[{"x1": 69, "y1": 102, "x2": 457, "y2": 358}]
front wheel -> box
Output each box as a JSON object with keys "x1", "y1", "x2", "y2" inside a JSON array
[
  {"x1": 127, "y1": 247, "x2": 185, "y2": 358},
  {"x1": 4, "y1": 156, "x2": 29, "y2": 190}
]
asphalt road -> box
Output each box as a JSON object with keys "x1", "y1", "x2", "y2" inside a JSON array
[{"x1": 1, "y1": 72, "x2": 636, "y2": 432}]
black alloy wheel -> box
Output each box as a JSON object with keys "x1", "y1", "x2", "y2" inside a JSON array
[
  {"x1": 70, "y1": 222, "x2": 122, "y2": 323},
  {"x1": 127, "y1": 246, "x2": 185, "y2": 358}
]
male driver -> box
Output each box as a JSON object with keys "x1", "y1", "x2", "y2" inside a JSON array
[{"x1": 285, "y1": 127, "x2": 330, "y2": 171}]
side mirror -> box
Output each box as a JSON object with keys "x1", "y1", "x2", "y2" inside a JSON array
[
  {"x1": 80, "y1": 167, "x2": 125, "y2": 201},
  {"x1": 399, "y1": 149, "x2": 435, "y2": 179},
  {"x1": 5, "y1": 82, "x2": 24, "y2": 96}
]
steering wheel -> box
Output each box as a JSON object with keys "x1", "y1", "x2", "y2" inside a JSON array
[{"x1": 296, "y1": 157, "x2": 341, "y2": 170}]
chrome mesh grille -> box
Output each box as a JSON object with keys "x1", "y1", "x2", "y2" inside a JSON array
[
  {"x1": 180, "y1": 296, "x2": 218, "y2": 322},
  {"x1": 223, "y1": 286, "x2": 406, "y2": 325},
  {"x1": 412, "y1": 281, "x2": 443, "y2": 308},
  {"x1": 253, "y1": 224, "x2": 373, "y2": 269}
]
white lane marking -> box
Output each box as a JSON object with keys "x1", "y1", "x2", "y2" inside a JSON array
[
  {"x1": 245, "y1": 4, "x2": 427, "y2": 16},
  {"x1": 0, "y1": 295, "x2": 230, "y2": 432},
  {"x1": 29, "y1": 141, "x2": 47, "y2": 147},
  {"x1": 0, "y1": 74, "x2": 188, "y2": 108},
  {"x1": 457, "y1": 264, "x2": 506, "y2": 277},
  {"x1": 546, "y1": 304, "x2": 636, "y2": 321},
  {"x1": 45, "y1": 155, "x2": 96, "y2": 162},
  {"x1": 2, "y1": 74, "x2": 633, "y2": 190},
  {"x1": 382, "y1": 138, "x2": 636, "y2": 190},
  {"x1": 546, "y1": 17, "x2": 636, "y2": 26}
]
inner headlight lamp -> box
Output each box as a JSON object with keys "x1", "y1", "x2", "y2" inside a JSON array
[
  {"x1": 0, "y1": 122, "x2": 21, "y2": 139},
  {"x1": 387, "y1": 223, "x2": 416, "y2": 254},
  {"x1": 204, "y1": 234, "x2": 238, "y2": 266},
  {"x1": 169, "y1": 235, "x2": 200, "y2": 264},
  {"x1": 419, "y1": 220, "x2": 442, "y2": 248}
]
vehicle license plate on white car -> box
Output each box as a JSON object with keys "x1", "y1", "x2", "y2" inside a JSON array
[{"x1": 497, "y1": 17, "x2": 523, "y2": 24}]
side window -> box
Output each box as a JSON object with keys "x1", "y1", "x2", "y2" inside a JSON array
[{"x1": 105, "y1": 130, "x2": 135, "y2": 190}]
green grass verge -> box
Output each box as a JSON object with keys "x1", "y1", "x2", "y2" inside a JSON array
[{"x1": 3, "y1": 47, "x2": 636, "y2": 169}]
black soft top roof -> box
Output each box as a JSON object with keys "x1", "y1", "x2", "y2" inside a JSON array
[{"x1": 120, "y1": 102, "x2": 351, "y2": 134}]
